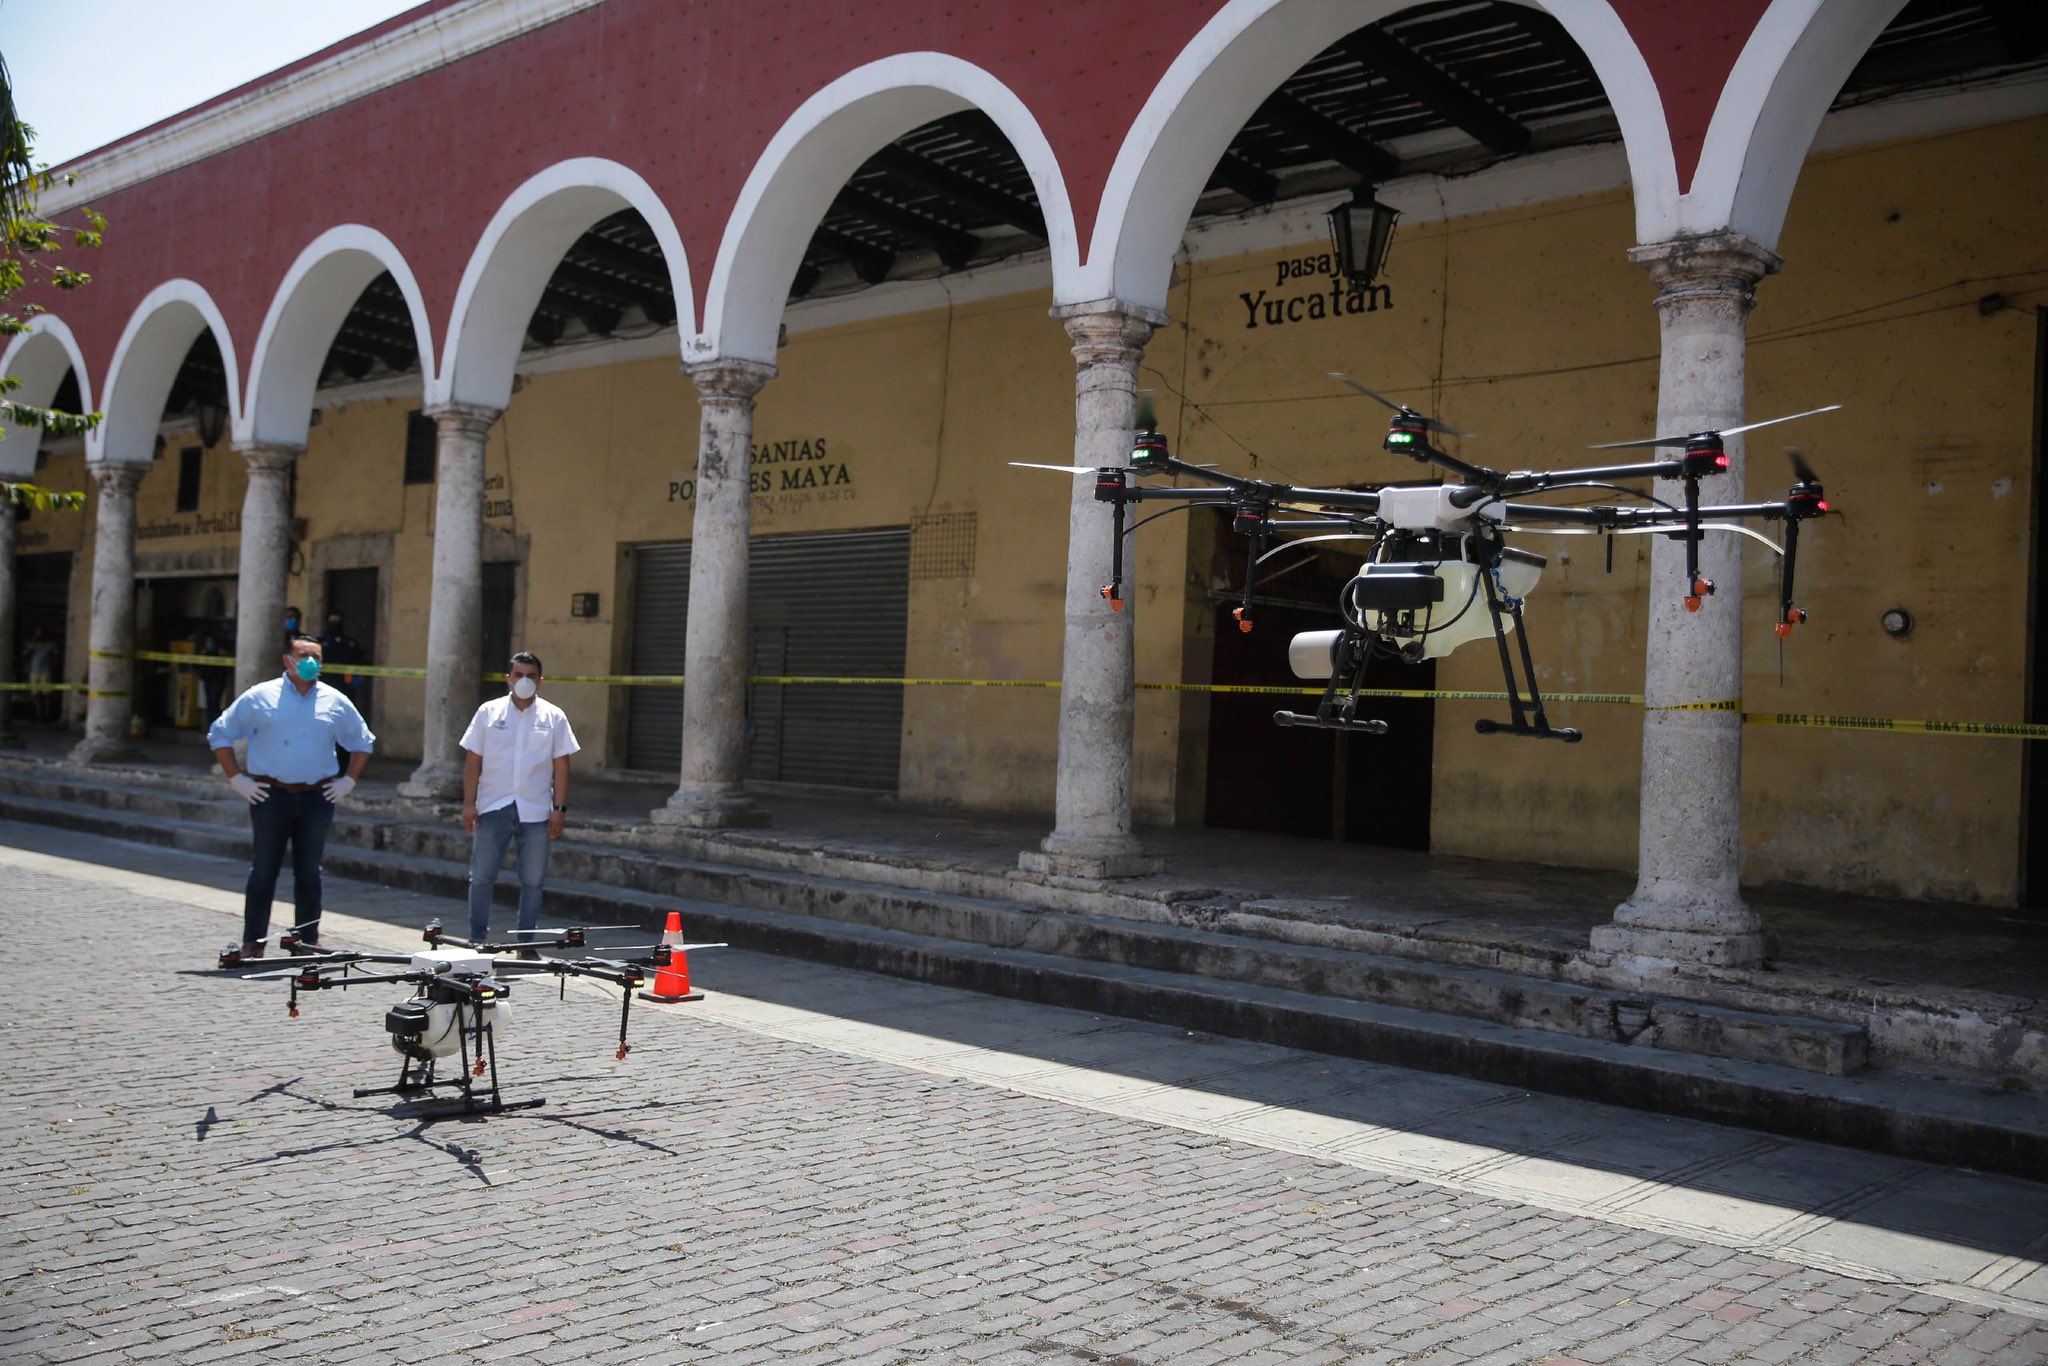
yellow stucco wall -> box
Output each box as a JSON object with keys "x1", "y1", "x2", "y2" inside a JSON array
[{"x1": 36, "y1": 114, "x2": 2045, "y2": 902}]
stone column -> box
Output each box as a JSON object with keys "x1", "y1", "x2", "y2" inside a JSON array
[
  {"x1": 653, "y1": 359, "x2": 774, "y2": 829},
  {"x1": 1018, "y1": 301, "x2": 1168, "y2": 880},
  {"x1": 397, "y1": 403, "x2": 499, "y2": 800},
  {"x1": 1592, "y1": 233, "x2": 1781, "y2": 967},
  {"x1": 70, "y1": 461, "x2": 148, "y2": 764},
  {"x1": 0, "y1": 502, "x2": 18, "y2": 746},
  {"x1": 230, "y1": 442, "x2": 303, "y2": 698}
]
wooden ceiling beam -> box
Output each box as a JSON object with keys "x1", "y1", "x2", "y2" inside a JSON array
[
  {"x1": 1343, "y1": 27, "x2": 1530, "y2": 154},
  {"x1": 834, "y1": 187, "x2": 981, "y2": 269},
  {"x1": 813, "y1": 226, "x2": 896, "y2": 284},
  {"x1": 1206, "y1": 150, "x2": 1280, "y2": 204},
  {"x1": 868, "y1": 143, "x2": 1047, "y2": 239},
  {"x1": 1257, "y1": 90, "x2": 1398, "y2": 182}
]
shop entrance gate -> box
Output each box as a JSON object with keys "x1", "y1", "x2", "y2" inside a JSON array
[{"x1": 624, "y1": 528, "x2": 909, "y2": 790}]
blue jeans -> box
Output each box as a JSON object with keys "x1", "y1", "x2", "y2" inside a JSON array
[
  {"x1": 244, "y1": 787, "x2": 337, "y2": 946},
  {"x1": 468, "y1": 804, "x2": 552, "y2": 943}
]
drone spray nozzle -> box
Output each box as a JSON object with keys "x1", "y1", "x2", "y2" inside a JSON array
[
  {"x1": 1232, "y1": 606, "x2": 1254, "y2": 634},
  {"x1": 1100, "y1": 584, "x2": 1124, "y2": 611}
]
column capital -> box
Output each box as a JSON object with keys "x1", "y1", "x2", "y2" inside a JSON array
[
  {"x1": 1053, "y1": 299, "x2": 1170, "y2": 361},
  {"x1": 685, "y1": 358, "x2": 776, "y2": 403},
  {"x1": 422, "y1": 402, "x2": 502, "y2": 440},
  {"x1": 83, "y1": 460, "x2": 147, "y2": 495},
  {"x1": 1627, "y1": 232, "x2": 1782, "y2": 306},
  {"x1": 230, "y1": 440, "x2": 304, "y2": 475}
]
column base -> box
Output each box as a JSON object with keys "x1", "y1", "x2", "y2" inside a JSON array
[
  {"x1": 397, "y1": 761, "x2": 465, "y2": 802},
  {"x1": 1018, "y1": 833, "x2": 1163, "y2": 880},
  {"x1": 651, "y1": 790, "x2": 770, "y2": 830},
  {"x1": 1589, "y1": 922, "x2": 1772, "y2": 968},
  {"x1": 1595, "y1": 875, "x2": 1769, "y2": 968},
  {"x1": 68, "y1": 734, "x2": 138, "y2": 766}
]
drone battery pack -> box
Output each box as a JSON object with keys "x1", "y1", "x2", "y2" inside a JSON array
[
  {"x1": 1349, "y1": 567, "x2": 1445, "y2": 610},
  {"x1": 385, "y1": 1000, "x2": 431, "y2": 1037},
  {"x1": 410, "y1": 947, "x2": 495, "y2": 977}
]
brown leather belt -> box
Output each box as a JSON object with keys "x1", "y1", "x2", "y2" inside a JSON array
[{"x1": 249, "y1": 773, "x2": 329, "y2": 793}]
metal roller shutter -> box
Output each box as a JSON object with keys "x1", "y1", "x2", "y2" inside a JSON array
[
  {"x1": 625, "y1": 529, "x2": 909, "y2": 790},
  {"x1": 624, "y1": 543, "x2": 692, "y2": 772}
]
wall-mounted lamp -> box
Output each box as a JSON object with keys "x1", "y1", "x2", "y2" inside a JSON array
[
  {"x1": 1328, "y1": 187, "x2": 1400, "y2": 286},
  {"x1": 1880, "y1": 607, "x2": 1913, "y2": 639},
  {"x1": 195, "y1": 398, "x2": 229, "y2": 447}
]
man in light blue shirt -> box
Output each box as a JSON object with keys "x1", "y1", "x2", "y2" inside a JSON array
[{"x1": 208, "y1": 633, "x2": 375, "y2": 961}]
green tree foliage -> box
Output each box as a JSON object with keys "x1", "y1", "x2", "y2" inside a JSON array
[{"x1": 1, "y1": 49, "x2": 100, "y2": 510}]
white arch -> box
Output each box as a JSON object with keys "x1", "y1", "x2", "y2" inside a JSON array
[
  {"x1": 1682, "y1": 0, "x2": 1910, "y2": 246},
  {"x1": 94, "y1": 280, "x2": 240, "y2": 464},
  {"x1": 1085, "y1": 0, "x2": 1677, "y2": 312},
  {"x1": 0, "y1": 315, "x2": 93, "y2": 478},
  {"x1": 690, "y1": 53, "x2": 1081, "y2": 365},
  {"x1": 436, "y1": 158, "x2": 694, "y2": 410},
  {"x1": 246, "y1": 225, "x2": 436, "y2": 447}
]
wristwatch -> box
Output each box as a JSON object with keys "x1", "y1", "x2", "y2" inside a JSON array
[{"x1": 552, "y1": 804, "x2": 568, "y2": 812}]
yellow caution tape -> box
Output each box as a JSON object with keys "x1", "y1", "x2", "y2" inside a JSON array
[
  {"x1": 77, "y1": 651, "x2": 2047, "y2": 738},
  {"x1": 1744, "y1": 712, "x2": 2048, "y2": 740},
  {"x1": 1645, "y1": 698, "x2": 1743, "y2": 712},
  {"x1": 0, "y1": 681, "x2": 88, "y2": 691}
]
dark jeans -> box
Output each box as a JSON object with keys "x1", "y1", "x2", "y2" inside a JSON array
[
  {"x1": 467, "y1": 804, "x2": 553, "y2": 943},
  {"x1": 243, "y1": 788, "x2": 336, "y2": 946}
]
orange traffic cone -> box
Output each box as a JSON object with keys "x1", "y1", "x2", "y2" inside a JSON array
[{"x1": 637, "y1": 911, "x2": 704, "y2": 1003}]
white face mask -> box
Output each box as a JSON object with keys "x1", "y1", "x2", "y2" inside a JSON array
[{"x1": 511, "y1": 676, "x2": 538, "y2": 701}]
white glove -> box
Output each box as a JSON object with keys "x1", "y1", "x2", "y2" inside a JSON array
[
  {"x1": 322, "y1": 775, "x2": 356, "y2": 804},
  {"x1": 229, "y1": 774, "x2": 268, "y2": 804}
]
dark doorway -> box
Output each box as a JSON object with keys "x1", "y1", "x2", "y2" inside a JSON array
[
  {"x1": 324, "y1": 567, "x2": 378, "y2": 726},
  {"x1": 16, "y1": 551, "x2": 71, "y2": 648},
  {"x1": 13, "y1": 551, "x2": 71, "y2": 726},
  {"x1": 139, "y1": 576, "x2": 234, "y2": 731},
  {"x1": 2025, "y1": 308, "x2": 2046, "y2": 909},
  {"x1": 479, "y1": 561, "x2": 518, "y2": 706},
  {"x1": 1204, "y1": 602, "x2": 1434, "y2": 849},
  {"x1": 1200, "y1": 514, "x2": 1434, "y2": 849}
]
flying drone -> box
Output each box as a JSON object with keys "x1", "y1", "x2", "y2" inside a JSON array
[
  {"x1": 221, "y1": 922, "x2": 722, "y2": 1115},
  {"x1": 1016, "y1": 376, "x2": 1837, "y2": 742}
]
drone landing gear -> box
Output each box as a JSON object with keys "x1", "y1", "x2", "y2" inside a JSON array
[
  {"x1": 1273, "y1": 708, "x2": 1387, "y2": 735},
  {"x1": 1275, "y1": 626, "x2": 1391, "y2": 735},
  {"x1": 356, "y1": 1001, "x2": 542, "y2": 1116},
  {"x1": 1475, "y1": 560, "x2": 1581, "y2": 744}
]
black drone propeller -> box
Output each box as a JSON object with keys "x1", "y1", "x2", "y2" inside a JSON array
[{"x1": 1327, "y1": 373, "x2": 1472, "y2": 438}]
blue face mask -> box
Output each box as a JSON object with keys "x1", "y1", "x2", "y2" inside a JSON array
[
  {"x1": 284, "y1": 617, "x2": 300, "y2": 631},
  {"x1": 294, "y1": 656, "x2": 321, "y2": 682}
]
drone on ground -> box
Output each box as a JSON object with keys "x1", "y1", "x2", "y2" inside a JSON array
[
  {"x1": 1017, "y1": 376, "x2": 1837, "y2": 743},
  {"x1": 221, "y1": 921, "x2": 722, "y2": 1115}
]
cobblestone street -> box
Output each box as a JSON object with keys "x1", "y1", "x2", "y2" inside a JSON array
[{"x1": 2, "y1": 828, "x2": 2044, "y2": 1364}]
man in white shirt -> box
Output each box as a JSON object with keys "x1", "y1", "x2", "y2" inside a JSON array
[{"x1": 460, "y1": 651, "x2": 580, "y2": 947}]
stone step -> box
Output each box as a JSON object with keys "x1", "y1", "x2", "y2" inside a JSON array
[{"x1": 0, "y1": 763, "x2": 1870, "y2": 1081}]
